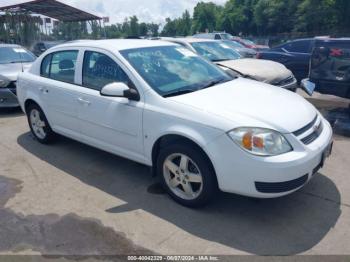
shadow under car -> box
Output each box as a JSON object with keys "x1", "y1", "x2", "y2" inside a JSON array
[{"x1": 17, "y1": 132, "x2": 341, "y2": 255}]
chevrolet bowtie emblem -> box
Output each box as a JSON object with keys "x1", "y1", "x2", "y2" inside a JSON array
[{"x1": 313, "y1": 124, "x2": 319, "y2": 132}]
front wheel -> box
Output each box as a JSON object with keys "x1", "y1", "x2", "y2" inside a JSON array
[
  {"x1": 157, "y1": 143, "x2": 218, "y2": 207},
  {"x1": 27, "y1": 103, "x2": 56, "y2": 144}
]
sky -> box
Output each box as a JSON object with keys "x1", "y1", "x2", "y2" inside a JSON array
[{"x1": 1, "y1": 0, "x2": 227, "y2": 25}]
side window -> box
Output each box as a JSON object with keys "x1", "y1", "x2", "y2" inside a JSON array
[
  {"x1": 82, "y1": 51, "x2": 130, "y2": 91},
  {"x1": 40, "y1": 54, "x2": 52, "y2": 77},
  {"x1": 49, "y1": 51, "x2": 78, "y2": 84},
  {"x1": 214, "y1": 34, "x2": 221, "y2": 40},
  {"x1": 285, "y1": 40, "x2": 311, "y2": 53}
]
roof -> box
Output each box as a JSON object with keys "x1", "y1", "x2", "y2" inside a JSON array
[
  {"x1": 51, "y1": 39, "x2": 177, "y2": 52},
  {"x1": 0, "y1": 44, "x2": 21, "y2": 48},
  {"x1": 316, "y1": 37, "x2": 350, "y2": 42},
  {"x1": 0, "y1": 0, "x2": 101, "y2": 22},
  {"x1": 161, "y1": 37, "x2": 216, "y2": 44}
]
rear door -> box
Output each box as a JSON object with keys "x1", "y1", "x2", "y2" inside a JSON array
[{"x1": 38, "y1": 49, "x2": 81, "y2": 138}]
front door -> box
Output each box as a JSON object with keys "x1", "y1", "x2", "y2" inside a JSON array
[{"x1": 76, "y1": 50, "x2": 145, "y2": 162}]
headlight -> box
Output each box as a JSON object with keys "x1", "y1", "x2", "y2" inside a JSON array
[{"x1": 228, "y1": 127, "x2": 292, "y2": 156}]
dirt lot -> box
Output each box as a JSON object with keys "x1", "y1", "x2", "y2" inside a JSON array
[{"x1": 0, "y1": 92, "x2": 350, "y2": 257}]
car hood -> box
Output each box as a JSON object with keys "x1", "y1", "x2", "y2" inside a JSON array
[
  {"x1": 0, "y1": 62, "x2": 33, "y2": 81},
  {"x1": 169, "y1": 78, "x2": 316, "y2": 133},
  {"x1": 216, "y1": 58, "x2": 292, "y2": 84}
]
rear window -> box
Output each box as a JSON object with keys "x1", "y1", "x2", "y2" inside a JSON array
[{"x1": 40, "y1": 50, "x2": 78, "y2": 84}]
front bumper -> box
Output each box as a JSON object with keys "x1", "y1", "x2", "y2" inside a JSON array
[
  {"x1": 205, "y1": 118, "x2": 333, "y2": 198},
  {"x1": 0, "y1": 88, "x2": 19, "y2": 108}
]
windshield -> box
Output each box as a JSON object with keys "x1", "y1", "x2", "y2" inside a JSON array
[
  {"x1": 0, "y1": 47, "x2": 36, "y2": 64},
  {"x1": 191, "y1": 41, "x2": 242, "y2": 62},
  {"x1": 121, "y1": 45, "x2": 233, "y2": 97},
  {"x1": 223, "y1": 40, "x2": 244, "y2": 48}
]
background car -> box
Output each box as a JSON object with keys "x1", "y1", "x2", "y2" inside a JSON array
[
  {"x1": 162, "y1": 38, "x2": 297, "y2": 91},
  {"x1": 193, "y1": 33, "x2": 269, "y2": 51},
  {"x1": 193, "y1": 32, "x2": 234, "y2": 41},
  {"x1": 257, "y1": 38, "x2": 316, "y2": 82},
  {"x1": 232, "y1": 37, "x2": 270, "y2": 51},
  {"x1": 0, "y1": 44, "x2": 36, "y2": 108},
  {"x1": 302, "y1": 38, "x2": 350, "y2": 99},
  {"x1": 31, "y1": 41, "x2": 65, "y2": 56},
  {"x1": 221, "y1": 40, "x2": 257, "y2": 58}
]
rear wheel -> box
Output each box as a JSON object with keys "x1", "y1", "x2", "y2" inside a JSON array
[
  {"x1": 27, "y1": 103, "x2": 56, "y2": 144},
  {"x1": 157, "y1": 143, "x2": 217, "y2": 207}
]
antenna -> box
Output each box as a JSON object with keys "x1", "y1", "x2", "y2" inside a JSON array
[
  {"x1": 19, "y1": 49, "x2": 24, "y2": 73},
  {"x1": 15, "y1": 47, "x2": 25, "y2": 73}
]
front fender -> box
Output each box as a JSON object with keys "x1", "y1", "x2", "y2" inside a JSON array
[{"x1": 143, "y1": 111, "x2": 224, "y2": 165}]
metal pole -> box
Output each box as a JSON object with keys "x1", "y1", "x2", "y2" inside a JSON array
[{"x1": 102, "y1": 19, "x2": 107, "y2": 39}]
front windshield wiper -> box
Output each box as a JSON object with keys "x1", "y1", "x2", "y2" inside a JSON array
[
  {"x1": 211, "y1": 59, "x2": 231, "y2": 62},
  {"x1": 163, "y1": 89, "x2": 195, "y2": 98},
  {"x1": 200, "y1": 78, "x2": 230, "y2": 90},
  {"x1": 9, "y1": 61, "x2": 29, "y2": 64}
]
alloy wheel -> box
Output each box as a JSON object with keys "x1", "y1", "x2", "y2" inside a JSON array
[
  {"x1": 163, "y1": 153, "x2": 203, "y2": 200},
  {"x1": 30, "y1": 109, "x2": 47, "y2": 139}
]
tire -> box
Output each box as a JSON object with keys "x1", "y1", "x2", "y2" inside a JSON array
[
  {"x1": 27, "y1": 103, "x2": 56, "y2": 144},
  {"x1": 157, "y1": 143, "x2": 218, "y2": 207}
]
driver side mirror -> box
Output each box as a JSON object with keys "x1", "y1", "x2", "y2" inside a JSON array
[
  {"x1": 100, "y1": 82, "x2": 140, "y2": 101},
  {"x1": 300, "y1": 79, "x2": 316, "y2": 96}
]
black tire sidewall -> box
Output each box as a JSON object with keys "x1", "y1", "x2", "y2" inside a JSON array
[
  {"x1": 157, "y1": 143, "x2": 217, "y2": 207},
  {"x1": 27, "y1": 104, "x2": 55, "y2": 144}
]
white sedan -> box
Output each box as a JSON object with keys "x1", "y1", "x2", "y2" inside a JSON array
[{"x1": 17, "y1": 40, "x2": 333, "y2": 207}]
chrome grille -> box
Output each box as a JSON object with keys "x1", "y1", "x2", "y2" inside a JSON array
[
  {"x1": 293, "y1": 115, "x2": 318, "y2": 136},
  {"x1": 293, "y1": 115, "x2": 323, "y2": 145},
  {"x1": 7, "y1": 81, "x2": 17, "y2": 95},
  {"x1": 301, "y1": 122, "x2": 323, "y2": 145}
]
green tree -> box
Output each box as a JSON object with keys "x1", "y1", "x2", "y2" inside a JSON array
[
  {"x1": 129, "y1": 15, "x2": 139, "y2": 36},
  {"x1": 161, "y1": 18, "x2": 177, "y2": 36},
  {"x1": 218, "y1": 0, "x2": 257, "y2": 35},
  {"x1": 192, "y1": 2, "x2": 221, "y2": 33},
  {"x1": 295, "y1": 0, "x2": 338, "y2": 33},
  {"x1": 254, "y1": 0, "x2": 300, "y2": 35}
]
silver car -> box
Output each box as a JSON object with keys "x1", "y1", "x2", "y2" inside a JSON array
[
  {"x1": 161, "y1": 38, "x2": 297, "y2": 91},
  {"x1": 193, "y1": 33, "x2": 257, "y2": 58},
  {"x1": 0, "y1": 44, "x2": 36, "y2": 108},
  {"x1": 221, "y1": 40, "x2": 257, "y2": 58}
]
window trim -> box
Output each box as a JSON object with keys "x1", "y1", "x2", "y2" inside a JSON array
[
  {"x1": 40, "y1": 53, "x2": 52, "y2": 77},
  {"x1": 81, "y1": 49, "x2": 137, "y2": 93},
  {"x1": 40, "y1": 50, "x2": 79, "y2": 85}
]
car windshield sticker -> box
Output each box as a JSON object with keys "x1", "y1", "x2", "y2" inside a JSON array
[{"x1": 13, "y1": 48, "x2": 27, "y2": 53}]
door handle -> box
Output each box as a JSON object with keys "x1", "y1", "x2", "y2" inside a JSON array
[{"x1": 77, "y1": 97, "x2": 91, "y2": 105}]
